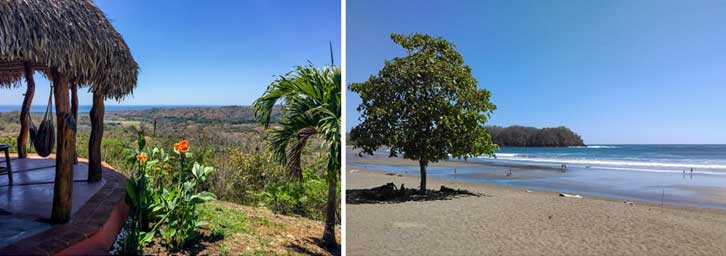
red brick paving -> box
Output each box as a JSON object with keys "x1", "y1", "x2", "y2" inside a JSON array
[{"x1": 0, "y1": 156, "x2": 128, "y2": 255}]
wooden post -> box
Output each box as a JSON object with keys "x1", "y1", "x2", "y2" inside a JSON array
[
  {"x1": 71, "y1": 83, "x2": 78, "y2": 164},
  {"x1": 17, "y1": 62, "x2": 35, "y2": 158},
  {"x1": 50, "y1": 69, "x2": 75, "y2": 224},
  {"x1": 88, "y1": 91, "x2": 104, "y2": 182}
]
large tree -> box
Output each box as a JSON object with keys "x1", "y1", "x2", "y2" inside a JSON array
[
  {"x1": 350, "y1": 33, "x2": 497, "y2": 193},
  {"x1": 254, "y1": 63, "x2": 340, "y2": 249}
]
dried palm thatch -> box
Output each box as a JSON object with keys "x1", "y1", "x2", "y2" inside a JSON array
[{"x1": 0, "y1": 0, "x2": 138, "y2": 100}]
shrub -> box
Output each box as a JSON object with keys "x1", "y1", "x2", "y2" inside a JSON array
[
  {"x1": 258, "y1": 169, "x2": 335, "y2": 221},
  {"x1": 122, "y1": 134, "x2": 216, "y2": 254}
]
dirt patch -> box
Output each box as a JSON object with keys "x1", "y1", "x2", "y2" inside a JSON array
[{"x1": 142, "y1": 201, "x2": 340, "y2": 255}]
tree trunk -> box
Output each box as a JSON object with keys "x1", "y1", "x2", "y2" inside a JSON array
[
  {"x1": 88, "y1": 92, "x2": 104, "y2": 182},
  {"x1": 17, "y1": 62, "x2": 35, "y2": 158},
  {"x1": 322, "y1": 173, "x2": 338, "y2": 249},
  {"x1": 419, "y1": 160, "x2": 428, "y2": 194},
  {"x1": 71, "y1": 83, "x2": 78, "y2": 164},
  {"x1": 50, "y1": 69, "x2": 75, "y2": 224}
]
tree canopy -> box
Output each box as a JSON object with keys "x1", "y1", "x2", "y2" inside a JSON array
[
  {"x1": 487, "y1": 125, "x2": 585, "y2": 147},
  {"x1": 350, "y1": 33, "x2": 497, "y2": 192}
]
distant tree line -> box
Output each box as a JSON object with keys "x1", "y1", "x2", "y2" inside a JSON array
[
  {"x1": 106, "y1": 105, "x2": 281, "y2": 125},
  {"x1": 486, "y1": 125, "x2": 585, "y2": 147}
]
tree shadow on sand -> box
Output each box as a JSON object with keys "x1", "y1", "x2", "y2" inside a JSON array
[{"x1": 347, "y1": 182, "x2": 482, "y2": 204}]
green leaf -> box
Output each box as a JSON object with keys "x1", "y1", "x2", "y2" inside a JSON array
[
  {"x1": 137, "y1": 133, "x2": 146, "y2": 151},
  {"x1": 140, "y1": 231, "x2": 155, "y2": 245},
  {"x1": 126, "y1": 181, "x2": 138, "y2": 206}
]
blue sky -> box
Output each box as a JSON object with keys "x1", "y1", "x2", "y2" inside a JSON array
[
  {"x1": 346, "y1": 0, "x2": 726, "y2": 144},
  {"x1": 0, "y1": 0, "x2": 340, "y2": 106}
]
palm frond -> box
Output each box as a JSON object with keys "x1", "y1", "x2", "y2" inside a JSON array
[{"x1": 254, "y1": 63, "x2": 341, "y2": 180}]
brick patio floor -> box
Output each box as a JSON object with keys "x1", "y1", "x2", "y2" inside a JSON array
[{"x1": 0, "y1": 155, "x2": 128, "y2": 255}]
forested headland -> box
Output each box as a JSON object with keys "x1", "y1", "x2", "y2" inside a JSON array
[{"x1": 487, "y1": 125, "x2": 585, "y2": 147}]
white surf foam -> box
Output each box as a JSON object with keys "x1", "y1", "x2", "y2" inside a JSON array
[
  {"x1": 483, "y1": 154, "x2": 726, "y2": 172},
  {"x1": 568, "y1": 145, "x2": 620, "y2": 149}
]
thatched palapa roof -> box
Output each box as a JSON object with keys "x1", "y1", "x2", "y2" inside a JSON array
[{"x1": 0, "y1": 0, "x2": 138, "y2": 100}]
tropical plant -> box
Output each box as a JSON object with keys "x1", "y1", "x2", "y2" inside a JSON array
[
  {"x1": 122, "y1": 134, "x2": 156, "y2": 255},
  {"x1": 350, "y1": 33, "x2": 497, "y2": 193},
  {"x1": 253, "y1": 57, "x2": 341, "y2": 248},
  {"x1": 121, "y1": 136, "x2": 216, "y2": 253}
]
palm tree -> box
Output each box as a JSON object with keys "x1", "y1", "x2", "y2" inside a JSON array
[{"x1": 254, "y1": 61, "x2": 340, "y2": 249}]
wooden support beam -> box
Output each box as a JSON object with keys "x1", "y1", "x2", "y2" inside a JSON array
[
  {"x1": 17, "y1": 62, "x2": 35, "y2": 158},
  {"x1": 50, "y1": 69, "x2": 75, "y2": 224},
  {"x1": 88, "y1": 92, "x2": 104, "y2": 182},
  {"x1": 71, "y1": 83, "x2": 78, "y2": 164}
]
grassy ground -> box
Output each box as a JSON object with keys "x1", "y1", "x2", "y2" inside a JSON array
[{"x1": 143, "y1": 201, "x2": 340, "y2": 256}]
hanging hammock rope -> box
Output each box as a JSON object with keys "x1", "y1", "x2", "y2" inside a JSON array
[{"x1": 29, "y1": 86, "x2": 55, "y2": 157}]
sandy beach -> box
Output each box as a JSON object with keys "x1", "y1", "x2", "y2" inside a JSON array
[{"x1": 346, "y1": 167, "x2": 726, "y2": 255}]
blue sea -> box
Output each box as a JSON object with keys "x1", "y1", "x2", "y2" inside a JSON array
[
  {"x1": 0, "y1": 105, "x2": 222, "y2": 113},
  {"x1": 349, "y1": 145, "x2": 726, "y2": 209}
]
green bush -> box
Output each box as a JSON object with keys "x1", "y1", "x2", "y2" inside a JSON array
[
  {"x1": 258, "y1": 169, "x2": 333, "y2": 221},
  {"x1": 122, "y1": 134, "x2": 216, "y2": 254}
]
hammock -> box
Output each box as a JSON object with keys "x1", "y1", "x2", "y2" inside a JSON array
[{"x1": 29, "y1": 87, "x2": 55, "y2": 157}]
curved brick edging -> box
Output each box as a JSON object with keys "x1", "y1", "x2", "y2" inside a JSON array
[{"x1": 0, "y1": 160, "x2": 128, "y2": 256}]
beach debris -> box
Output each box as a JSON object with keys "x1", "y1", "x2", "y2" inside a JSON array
[
  {"x1": 559, "y1": 193, "x2": 583, "y2": 198},
  {"x1": 624, "y1": 201, "x2": 634, "y2": 206},
  {"x1": 349, "y1": 169, "x2": 360, "y2": 173},
  {"x1": 385, "y1": 172, "x2": 397, "y2": 176},
  {"x1": 525, "y1": 189, "x2": 532, "y2": 193},
  {"x1": 375, "y1": 182, "x2": 406, "y2": 198},
  {"x1": 347, "y1": 183, "x2": 480, "y2": 204}
]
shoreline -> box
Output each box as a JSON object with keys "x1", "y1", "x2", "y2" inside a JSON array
[
  {"x1": 347, "y1": 147, "x2": 726, "y2": 210},
  {"x1": 347, "y1": 167, "x2": 726, "y2": 255},
  {"x1": 349, "y1": 167, "x2": 726, "y2": 214}
]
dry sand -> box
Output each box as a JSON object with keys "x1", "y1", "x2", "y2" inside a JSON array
[{"x1": 346, "y1": 168, "x2": 726, "y2": 256}]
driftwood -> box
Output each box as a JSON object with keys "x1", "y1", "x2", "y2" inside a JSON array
[
  {"x1": 559, "y1": 193, "x2": 583, "y2": 198},
  {"x1": 347, "y1": 182, "x2": 481, "y2": 204}
]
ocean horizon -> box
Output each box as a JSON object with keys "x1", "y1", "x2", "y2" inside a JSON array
[{"x1": 0, "y1": 104, "x2": 234, "y2": 113}]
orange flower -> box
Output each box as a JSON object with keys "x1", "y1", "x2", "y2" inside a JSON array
[
  {"x1": 174, "y1": 140, "x2": 190, "y2": 154},
  {"x1": 136, "y1": 154, "x2": 147, "y2": 164}
]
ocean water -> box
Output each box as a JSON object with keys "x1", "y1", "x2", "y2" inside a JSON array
[
  {"x1": 0, "y1": 105, "x2": 221, "y2": 113},
  {"x1": 487, "y1": 145, "x2": 726, "y2": 175},
  {"x1": 349, "y1": 145, "x2": 726, "y2": 209}
]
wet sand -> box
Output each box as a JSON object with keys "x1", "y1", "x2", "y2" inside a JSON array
[{"x1": 346, "y1": 168, "x2": 726, "y2": 256}]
